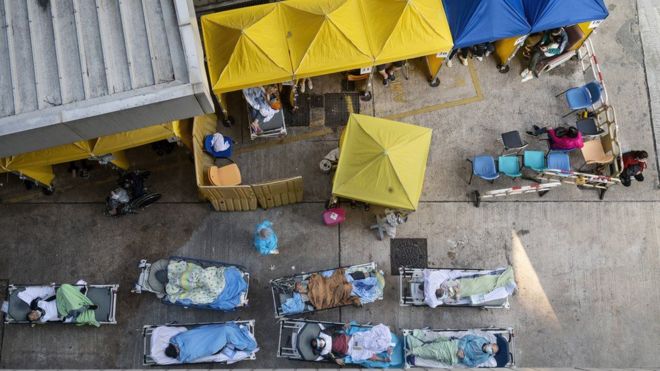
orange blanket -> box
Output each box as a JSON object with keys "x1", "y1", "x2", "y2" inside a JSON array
[{"x1": 307, "y1": 269, "x2": 360, "y2": 310}]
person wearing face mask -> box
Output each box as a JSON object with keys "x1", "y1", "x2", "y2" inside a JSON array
[{"x1": 407, "y1": 332, "x2": 499, "y2": 367}]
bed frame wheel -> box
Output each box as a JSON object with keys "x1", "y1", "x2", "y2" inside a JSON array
[
  {"x1": 498, "y1": 64, "x2": 510, "y2": 73},
  {"x1": 41, "y1": 186, "x2": 55, "y2": 196},
  {"x1": 429, "y1": 77, "x2": 440, "y2": 87},
  {"x1": 360, "y1": 91, "x2": 372, "y2": 102}
]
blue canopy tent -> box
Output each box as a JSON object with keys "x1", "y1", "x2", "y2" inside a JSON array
[
  {"x1": 523, "y1": 0, "x2": 609, "y2": 33},
  {"x1": 444, "y1": 0, "x2": 531, "y2": 49}
]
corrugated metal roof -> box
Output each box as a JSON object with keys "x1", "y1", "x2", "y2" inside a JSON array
[{"x1": 0, "y1": 0, "x2": 212, "y2": 157}]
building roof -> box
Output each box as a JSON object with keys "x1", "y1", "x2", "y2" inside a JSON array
[{"x1": 0, "y1": 0, "x2": 213, "y2": 157}]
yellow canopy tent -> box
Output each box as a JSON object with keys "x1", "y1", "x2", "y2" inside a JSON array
[
  {"x1": 332, "y1": 114, "x2": 432, "y2": 210},
  {"x1": 201, "y1": 0, "x2": 453, "y2": 96},
  {"x1": 361, "y1": 0, "x2": 453, "y2": 64},
  {"x1": 201, "y1": 3, "x2": 293, "y2": 94},
  {"x1": 280, "y1": 0, "x2": 373, "y2": 78}
]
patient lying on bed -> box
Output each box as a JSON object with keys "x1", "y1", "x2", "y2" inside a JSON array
[
  {"x1": 423, "y1": 266, "x2": 516, "y2": 308},
  {"x1": 151, "y1": 323, "x2": 258, "y2": 365},
  {"x1": 312, "y1": 323, "x2": 394, "y2": 366},
  {"x1": 407, "y1": 331, "x2": 500, "y2": 367},
  {"x1": 293, "y1": 268, "x2": 383, "y2": 311}
]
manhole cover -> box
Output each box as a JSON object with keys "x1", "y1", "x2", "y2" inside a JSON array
[
  {"x1": 324, "y1": 93, "x2": 360, "y2": 127},
  {"x1": 390, "y1": 238, "x2": 427, "y2": 275}
]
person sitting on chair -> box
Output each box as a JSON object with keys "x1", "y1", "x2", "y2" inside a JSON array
[
  {"x1": 376, "y1": 61, "x2": 405, "y2": 86},
  {"x1": 520, "y1": 27, "x2": 568, "y2": 81},
  {"x1": 528, "y1": 125, "x2": 584, "y2": 151}
]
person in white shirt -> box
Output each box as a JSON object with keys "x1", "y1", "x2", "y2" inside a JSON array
[{"x1": 18, "y1": 286, "x2": 60, "y2": 323}]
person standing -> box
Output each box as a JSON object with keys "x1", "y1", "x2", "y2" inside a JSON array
[{"x1": 253, "y1": 220, "x2": 279, "y2": 255}]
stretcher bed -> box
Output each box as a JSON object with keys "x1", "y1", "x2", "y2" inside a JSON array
[
  {"x1": 277, "y1": 318, "x2": 403, "y2": 368},
  {"x1": 247, "y1": 105, "x2": 287, "y2": 140},
  {"x1": 142, "y1": 320, "x2": 257, "y2": 366},
  {"x1": 132, "y1": 256, "x2": 249, "y2": 311},
  {"x1": 3, "y1": 283, "x2": 118, "y2": 324},
  {"x1": 399, "y1": 267, "x2": 514, "y2": 309},
  {"x1": 270, "y1": 262, "x2": 384, "y2": 318},
  {"x1": 403, "y1": 327, "x2": 515, "y2": 368}
]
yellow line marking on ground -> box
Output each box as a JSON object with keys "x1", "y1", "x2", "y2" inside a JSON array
[
  {"x1": 234, "y1": 127, "x2": 334, "y2": 155},
  {"x1": 384, "y1": 62, "x2": 484, "y2": 120}
]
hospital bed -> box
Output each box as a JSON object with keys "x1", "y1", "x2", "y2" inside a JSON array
[
  {"x1": 142, "y1": 320, "x2": 257, "y2": 366},
  {"x1": 399, "y1": 267, "x2": 513, "y2": 309},
  {"x1": 132, "y1": 256, "x2": 249, "y2": 310},
  {"x1": 3, "y1": 283, "x2": 118, "y2": 324},
  {"x1": 270, "y1": 262, "x2": 384, "y2": 318},
  {"x1": 403, "y1": 327, "x2": 515, "y2": 368},
  {"x1": 247, "y1": 105, "x2": 287, "y2": 140},
  {"x1": 277, "y1": 318, "x2": 403, "y2": 368}
]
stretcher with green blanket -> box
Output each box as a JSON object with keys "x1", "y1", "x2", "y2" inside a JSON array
[
  {"x1": 403, "y1": 327, "x2": 515, "y2": 368},
  {"x1": 399, "y1": 266, "x2": 516, "y2": 309},
  {"x1": 3, "y1": 283, "x2": 118, "y2": 325},
  {"x1": 277, "y1": 318, "x2": 403, "y2": 368},
  {"x1": 142, "y1": 320, "x2": 258, "y2": 366},
  {"x1": 270, "y1": 262, "x2": 385, "y2": 318},
  {"x1": 132, "y1": 256, "x2": 250, "y2": 311}
]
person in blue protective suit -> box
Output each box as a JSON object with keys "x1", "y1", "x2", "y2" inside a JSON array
[{"x1": 253, "y1": 220, "x2": 279, "y2": 255}]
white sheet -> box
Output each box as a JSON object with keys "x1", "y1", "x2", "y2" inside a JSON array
[
  {"x1": 150, "y1": 325, "x2": 255, "y2": 365},
  {"x1": 348, "y1": 324, "x2": 393, "y2": 361}
]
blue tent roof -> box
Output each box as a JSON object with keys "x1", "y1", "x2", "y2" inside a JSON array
[
  {"x1": 443, "y1": 0, "x2": 531, "y2": 49},
  {"x1": 524, "y1": 0, "x2": 609, "y2": 33}
]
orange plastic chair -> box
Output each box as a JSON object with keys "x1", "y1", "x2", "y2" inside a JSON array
[{"x1": 207, "y1": 163, "x2": 242, "y2": 186}]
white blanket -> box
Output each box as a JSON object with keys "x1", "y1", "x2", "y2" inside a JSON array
[
  {"x1": 348, "y1": 324, "x2": 393, "y2": 361},
  {"x1": 17, "y1": 286, "x2": 60, "y2": 322},
  {"x1": 422, "y1": 269, "x2": 512, "y2": 308},
  {"x1": 150, "y1": 326, "x2": 253, "y2": 365}
]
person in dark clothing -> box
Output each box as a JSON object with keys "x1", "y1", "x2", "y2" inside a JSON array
[{"x1": 620, "y1": 151, "x2": 648, "y2": 186}]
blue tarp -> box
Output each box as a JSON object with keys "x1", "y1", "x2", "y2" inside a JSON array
[
  {"x1": 524, "y1": 0, "x2": 609, "y2": 33},
  {"x1": 443, "y1": 0, "x2": 531, "y2": 49}
]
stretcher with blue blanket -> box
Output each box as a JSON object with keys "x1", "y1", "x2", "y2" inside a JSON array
[
  {"x1": 3, "y1": 283, "x2": 118, "y2": 325},
  {"x1": 132, "y1": 256, "x2": 249, "y2": 311},
  {"x1": 277, "y1": 318, "x2": 403, "y2": 368},
  {"x1": 142, "y1": 320, "x2": 258, "y2": 366},
  {"x1": 399, "y1": 267, "x2": 516, "y2": 309},
  {"x1": 403, "y1": 327, "x2": 515, "y2": 368},
  {"x1": 270, "y1": 262, "x2": 385, "y2": 318}
]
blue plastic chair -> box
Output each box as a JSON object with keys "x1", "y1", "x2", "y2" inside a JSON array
[
  {"x1": 204, "y1": 134, "x2": 233, "y2": 158},
  {"x1": 468, "y1": 155, "x2": 499, "y2": 184},
  {"x1": 546, "y1": 151, "x2": 571, "y2": 173},
  {"x1": 523, "y1": 150, "x2": 546, "y2": 172},
  {"x1": 560, "y1": 81, "x2": 602, "y2": 117},
  {"x1": 498, "y1": 155, "x2": 522, "y2": 178}
]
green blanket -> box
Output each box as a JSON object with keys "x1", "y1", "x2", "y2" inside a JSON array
[
  {"x1": 408, "y1": 330, "x2": 458, "y2": 365},
  {"x1": 56, "y1": 284, "x2": 99, "y2": 327},
  {"x1": 456, "y1": 266, "x2": 515, "y2": 298}
]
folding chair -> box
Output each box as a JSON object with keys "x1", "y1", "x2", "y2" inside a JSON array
[
  {"x1": 500, "y1": 130, "x2": 528, "y2": 155},
  {"x1": 346, "y1": 70, "x2": 373, "y2": 101},
  {"x1": 576, "y1": 118, "x2": 605, "y2": 138},
  {"x1": 557, "y1": 81, "x2": 603, "y2": 118},
  {"x1": 523, "y1": 150, "x2": 546, "y2": 172},
  {"x1": 468, "y1": 155, "x2": 499, "y2": 184},
  {"x1": 498, "y1": 155, "x2": 522, "y2": 179},
  {"x1": 546, "y1": 151, "x2": 571, "y2": 173}
]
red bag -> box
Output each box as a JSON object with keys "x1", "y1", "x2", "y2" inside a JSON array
[{"x1": 323, "y1": 208, "x2": 346, "y2": 226}]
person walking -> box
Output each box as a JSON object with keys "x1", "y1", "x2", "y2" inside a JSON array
[{"x1": 253, "y1": 220, "x2": 279, "y2": 255}]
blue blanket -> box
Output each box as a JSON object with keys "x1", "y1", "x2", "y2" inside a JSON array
[
  {"x1": 344, "y1": 324, "x2": 404, "y2": 368},
  {"x1": 170, "y1": 323, "x2": 257, "y2": 363}
]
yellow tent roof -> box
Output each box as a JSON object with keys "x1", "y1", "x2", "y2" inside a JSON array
[
  {"x1": 202, "y1": 0, "x2": 453, "y2": 94},
  {"x1": 202, "y1": 4, "x2": 294, "y2": 93},
  {"x1": 361, "y1": 0, "x2": 453, "y2": 64},
  {"x1": 281, "y1": 0, "x2": 373, "y2": 78},
  {"x1": 6, "y1": 141, "x2": 94, "y2": 170},
  {"x1": 332, "y1": 114, "x2": 431, "y2": 210},
  {"x1": 93, "y1": 122, "x2": 180, "y2": 155}
]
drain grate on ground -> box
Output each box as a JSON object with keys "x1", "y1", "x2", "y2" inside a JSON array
[
  {"x1": 324, "y1": 93, "x2": 360, "y2": 127},
  {"x1": 284, "y1": 93, "x2": 311, "y2": 127},
  {"x1": 390, "y1": 238, "x2": 428, "y2": 275}
]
